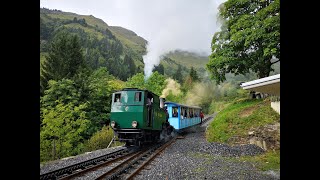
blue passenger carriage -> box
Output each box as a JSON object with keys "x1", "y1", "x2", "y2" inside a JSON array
[{"x1": 164, "y1": 102, "x2": 202, "y2": 132}]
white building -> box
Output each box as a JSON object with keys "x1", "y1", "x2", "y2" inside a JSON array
[{"x1": 240, "y1": 74, "x2": 280, "y2": 114}]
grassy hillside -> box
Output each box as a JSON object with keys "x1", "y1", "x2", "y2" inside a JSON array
[
  {"x1": 206, "y1": 98, "x2": 279, "y2": 143},
  {"x1": 40, "y1": 8, "x2": 109, "y2": 30},
  {"x1": 109, "y1": 26, "x2": 147, "y2": 55},
  {"x1": 206, "y1": 98, "x2": 280, "y2": 171},
  {"x1": 165, "y1": 50, "x2": 209, "y2": 69},
  {"x1": 40, "y1": 8, "x2": 147, "y2": 69}
]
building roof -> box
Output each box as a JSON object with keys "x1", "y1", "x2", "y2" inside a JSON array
[{"x1": 240, "y1": 74, "x2": 280, "y2": 96}]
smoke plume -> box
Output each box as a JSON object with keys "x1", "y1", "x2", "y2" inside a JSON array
[
  {"x1": 161, "y1": 78, "x2": 181, "y2": 98},
  {"x1": 139, "y1": 0, "x2": 227, "y2": 78},
  {"x1": 184, "y1": 82, "x2": 215, "y2": 106}
]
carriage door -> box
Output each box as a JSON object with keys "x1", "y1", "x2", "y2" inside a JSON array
[{"x1": 146, "y1": 93, "x2": 154, "y2": 127}]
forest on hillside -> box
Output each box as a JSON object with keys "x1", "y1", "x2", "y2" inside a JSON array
[{"x1": 40, "y1": 0, "x2": 279, "y2": 163}]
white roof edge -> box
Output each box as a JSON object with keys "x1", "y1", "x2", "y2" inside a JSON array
[{"x1": 240, "y1": 74, "x2": 280, "y2": 88}]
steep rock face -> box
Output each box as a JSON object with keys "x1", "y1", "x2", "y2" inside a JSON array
[
  {"x1": 228, "y1": 122, "x2": 280, "y2": 151},
  {"x1": 248, "y1": 123, "x2": 280, "y2": 150}
]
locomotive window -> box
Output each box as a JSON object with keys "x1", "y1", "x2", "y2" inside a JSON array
[
  {"x1": 114, "y1": 93, "x2": 121, "y2": 102},
  {"x1": 135, "y1": 92, "x2": 142, "y2": 102},
  {"x1": 172, "y1": 107, "x2": 178, "y2": 117}
]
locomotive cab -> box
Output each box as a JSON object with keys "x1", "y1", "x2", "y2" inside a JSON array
[{"x1": 110, "y1": 88, "x2": 167, "y2": 146}]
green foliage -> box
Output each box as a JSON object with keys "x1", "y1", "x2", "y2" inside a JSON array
[
  {"x1": 145, "y1": 72, "x2": 167, "y2": 95},
  {"x1": 84, "y1": 126, "x2": 123, "y2": 152},
  {"x1": 173, "y1": 65, "x2": 183, "y2": 84},
  {"x1": 123, "y1": 54, "x2": 136, "y2": 77},
  {"x1": 40, "y1": 8, "x2": 146, "y2": 82},
  {"x1": 40, "y1": 30, "x2": 86, "y2": 94},
  {"x1": 206, "y1": 0, "x2": 280, "y2": 84},
  {"x1": 41, "y1": 79, "x2": 81, "y2": 110},
  {"x1": 126, "y1": 73, "x2": 146, "y2": 89},
  {"x1": 125, "y1": 72, "x2": 167, "y2": 96},
  {"x1": 153, "y1": 64, "x2": 164, "y2": 75},
  {"x1": 165, "y1": 91, "x2": 184, "y2": 103},
  {"x1": 189, "y1": 67, "x2": 200, "y2": 82},
  {"x1": 86, "y1": 67, "x2": 115, "y2": 135},
  {"x1": 206, "y1": 99, "x2": 280, "y2": 143},
  {"x1": 40, "y1": 101, "x2": 90, "y2": 162},
  {"x1": 239, "y1": 150, "x2": 280, "y2": 171}
]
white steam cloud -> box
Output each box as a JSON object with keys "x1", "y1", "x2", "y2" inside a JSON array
[
  {"x1": 40, "y1": 0, "x2": 227, "y2": 78},
  {"x1": 140, "y1": 0, "x2": 227, "y2": 78}
]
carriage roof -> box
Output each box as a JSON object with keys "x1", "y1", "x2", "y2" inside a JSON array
[{"x1": 164, "y1": 101, "x2": 201, "y2": 109}]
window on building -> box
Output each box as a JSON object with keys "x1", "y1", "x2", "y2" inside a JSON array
[
  {"x1": 114, "y1": 93, "x2": 121, "y2": 102},
  {"x1": 135, "y1": 92, "x2": 142, "y2": 102}
]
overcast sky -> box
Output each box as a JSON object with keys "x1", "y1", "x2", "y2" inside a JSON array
[{"x1": 40, "y1": 0, "x2": 226, "y2": 77}]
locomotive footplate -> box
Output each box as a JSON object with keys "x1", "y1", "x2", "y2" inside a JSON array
[
  {"x1": 113, "y1": 128, "x2": 143, "y2": 134},
  {"x1": 113, "y1": 129, "x2": 144, "y2": 142}
]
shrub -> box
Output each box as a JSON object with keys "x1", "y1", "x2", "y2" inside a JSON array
[{"x1": 84, "y1": 126, "x2": 123, "y2": 152}]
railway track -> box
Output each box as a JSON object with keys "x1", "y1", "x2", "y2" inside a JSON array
[
  {"x1": 95, "y1": 137, "x2": 176, "y2": 180},
  {"x1": 40, "y1": 137, "x2": 177, "y2": 180},
  {"x1": 40, "y1": 147, "x2": 138, "y2": 180},
  {"x1": 201, "y1": 115, "x2": 214, "y2": 125}
]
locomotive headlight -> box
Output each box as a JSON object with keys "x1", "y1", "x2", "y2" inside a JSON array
[
  {"x1": 111, "y1": 121, "x2": 116, "y2": 128},
  {"x1": 132, "y1": 121, "x2": 138, "y2": 128}
]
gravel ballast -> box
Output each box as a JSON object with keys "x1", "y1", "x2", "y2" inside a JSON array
[{"x1": 134, "y1": 114, "x2": 280, "y2": 180}]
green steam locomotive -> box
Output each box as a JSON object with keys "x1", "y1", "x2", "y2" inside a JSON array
[{"x1": 110, "y1": 88, "x2": 172, "y2": 146}]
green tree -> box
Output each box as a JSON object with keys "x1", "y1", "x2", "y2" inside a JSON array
[
  {"x1": 86, "y1": 67, "x2": 115, "y2": 135},
  {"x1": 40, "y1": 101, "x2": 89, "y2": 162},
  {"x1": 189, "y1": 67, "x2": 200, "y2": 82},
  {"x1": 125, "y1": 72, "x2": 167, "y2": 96},
  {"x1": 41, "y1": 79, "x2": 81, "y2": 110},
  {"x1": 152, "y1": 64, "x2": 164, "y2": 75},
  {"x1": 123, "y1": 54, "x2": 136, "y2": 78},
  {"x1": 173, "y1": 65, "x2": 183, "y2": 84},
  {"x1": 206, "y1": 0, "x2": 280, "y2": 84},
  {"x1": 126, "y1": 73, "x2": 146, "y2": 89},
  {"x1": 40, "y1": 31, "x2": 85, "y2": 91},
  {"x1": 145, "y1": 72, "x2": 167, "y2": 96}
]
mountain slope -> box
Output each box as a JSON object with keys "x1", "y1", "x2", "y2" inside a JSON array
[
  {"x1": 40, "y1": 8, "x2": 148, "y2": 80},
  {"x1": 165, "y1": 50, "x2": 209, "y2": 69}
]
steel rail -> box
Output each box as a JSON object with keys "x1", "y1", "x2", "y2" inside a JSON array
[
  {"x1": 40, "y1": 147, "x2": 133, "y2": 180},
  {"x1": 59, "y1": 149, "x2": 140, "y2": 180},
  {"x1": 94, "y1": 149, "x2": 149, "y2": 180},
  {"x1": 126, "y1": 137, "x2": 177, "y2": 180}
]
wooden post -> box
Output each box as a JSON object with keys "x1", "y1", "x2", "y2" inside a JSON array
[{"x1": 107, "y1": 136, "x2": 115, "y2": 148}]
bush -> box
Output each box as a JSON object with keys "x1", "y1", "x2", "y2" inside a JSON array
[{"x1": 84, "y1": 126, "x2": 123, "y2": 152}]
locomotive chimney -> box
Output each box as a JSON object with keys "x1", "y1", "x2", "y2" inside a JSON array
[{"x1": 160, "y1": 97, "x2": 165, "y2": 109}]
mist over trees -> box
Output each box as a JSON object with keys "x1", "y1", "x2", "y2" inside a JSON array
[{"x1": 206, "y1": 0, "x2": 280, "y2": 84}]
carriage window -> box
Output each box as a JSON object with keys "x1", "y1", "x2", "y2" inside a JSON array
[
  {"x1": 114, "y1": 93, "x2": 121, "y2": 102},
  {"x1": 190, "y1": 108, "x2": 194, "y2": 118},
  {"x1": 135, "y1": 92, "x2": 142, "y2": 102},
  {"x1": 172, "y1": 107, "x2": 178, "y2": 117}
]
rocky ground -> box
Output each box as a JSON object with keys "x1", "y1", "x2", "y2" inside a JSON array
[{"x1": 134, "y1": 114, "x2": 280, "y2": 180}]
